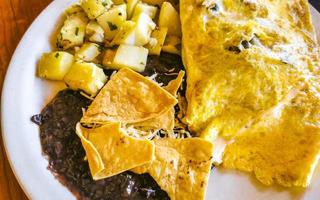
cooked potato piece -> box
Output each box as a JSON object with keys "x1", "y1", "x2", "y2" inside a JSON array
[
  {"x1": 111, "y1": 21, "x2": 136, "y2": 45},
  {"x1": 97, "y1": 4, "x2": 127, "y2": 41},
  {"x1": 127, "y1": 0, "x2": 139, "y2": 18},
  {"x1": 112, "y1": 13, "x2": 155, "y2": 46},
  {"x1": 162, "y1": 35, "x2": 181, "y2": 55},
  {"x1": 141, "y1": 0, "x2": 165, "y2": 6},
  {"x1": 113, "y1": 0, "x2": 125, "y2": 5},
  {"x1": 80, "y1": 0, "x2": 112, "y2": 19},
  {"x1": 64, "y1": 62, "x2": 107, "y2": 96},
  {"x1": 37, "y1": 51, "x2": 74, "y2": 81},
  {"x1": 103, "y1": 44, "x2": 148, "y2": 72},
  {"x1": 65, "y1": 5, "x2": 84, "y2": 15},
  {"x1": 86, "y1": 21, "x2": 105, "y2": 43},
  {"x1": 133, "y1": 2, "x2": 158, "y2": 19},
  {"x1": 145, "y1": 27, "x2": 168, "y2": 55},
  {"x1": 158, "y1": 2, "x2": 181, "y2": 36},
  {"x1": 75, "y1": 43, "x2": 102, "y2": 61},
  {"x1": 57, "y1": 9, "x2": 89, "y2": 50}
]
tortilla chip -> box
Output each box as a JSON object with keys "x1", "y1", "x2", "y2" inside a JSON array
[
  {"x1": 76, "y1": 122, "x2": 155, "y2": 180},
  {"x1": 132, "y1": 138, "x2": 214, "y2": 200},
  {"x1": 81, "y1": 68, "x2": 177, "y2": 124},
  {"x1": 222, "y1": 86, "x2": 320, "y2": 187},
  {"x1": 131, "y1": 71, "x2": 185, "y2": 131}
]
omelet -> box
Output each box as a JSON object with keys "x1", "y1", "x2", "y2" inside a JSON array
[
  {"x1": 132, "y1": 138, "x2": 214, "y2": 200},
  {"x1": 180, "y1": 0, "x2": 320, "y2": 187},
  {"x1": 180, "y1": 0, "x2": 320, "y2": 139},
  {"x1": 223, "y1": 83, "x2": 320, "y2": 187},
  {"x1": 81, "y1": 68, "x2": 177, "y2": 125},
  {"x1": 76, "y1": 122, "x2": 155, "y2": 180}
]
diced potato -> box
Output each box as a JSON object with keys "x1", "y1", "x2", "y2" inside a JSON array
[
  {"x1": 97, "y1": 4, "x2": 127, "y2": 41},
  {"x1": 162, "y1": 35, "x2": 181, "y2": 55},
  {"x1": 75, "y1": 43, "x2": 102, "y2": 61},
  {"x1": 80, "y1": 0, "x2": 113, "y2": 19},
  {"x1": 86, "y1": 21, "x2": 105, "y2": 43},
  {"x1": 141, "y1": 0, "x2": 165, "y2": 6},
  {"x1": 133, "y1": 2, "x2": 158, "y2": 19},
  {"x1": 158, "y1": 2, "x2": 181, "y2": 36},
  {"x1": 65, "y1": 5, "x2": 84, "y2": 15},
  {"x1": 145, "y1": 27, "x2": 168, "y2": 55},
  {"x1": 103, "y1": 44, "x2": 148, "y2": 72},
  {"x1": 112, "y1": 13, "x2": 155, "y2": 46},
  {"x1": 37, "y1": 51, "x2": 74, "y2": 81},
  {"x1": 111, "y1": 21, "x2": 136, "y2": 45},
  {"x1": 64, "y1": 62, "x2": 107, "y2": 96},
  {"x1": 127, "y1": 0, "x2": 139, "y2": 18},
  {"x1": 57, "y1": 10, "x2": 89, "y2": 50},
  {"x1": 113, "y1": 0, "x2": 125, "y2": 5}
]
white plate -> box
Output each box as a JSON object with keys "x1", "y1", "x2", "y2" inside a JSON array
[{"x1": 1, "y1": 1, "x2": 320, "y2": 199}]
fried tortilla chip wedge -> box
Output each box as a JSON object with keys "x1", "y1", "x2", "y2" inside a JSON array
[
  {"x1": 132, "y1": 138, "x2": 214, "y2": 200},
  {"x1": 222, "y1": 85, "x2": 320, "y2": 187},
  {"x1": 76, "y1": 122, "x2": 155, "y2": 180},
  {"x1": 132, "y1": 71, "x2": 185, "y2": 131},
  {"x1": 81, "y1": 68, "x2": 178, "y2": 125},
  {"x1": 180, "y1": 0, "x2": 320, "y2": 139}
]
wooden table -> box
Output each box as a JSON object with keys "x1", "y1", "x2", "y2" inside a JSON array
[
  {"x1": 0, "y1": 0, "x2": 52, "y2": 199},
  {"x1": 0, "y1": 1, "x2": 319, "y2": 200}
]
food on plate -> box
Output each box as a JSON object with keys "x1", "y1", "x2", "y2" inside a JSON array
[
  {"x1": 146, "y1": 27, "x2": 168, "y2": 55},
  {"x1": 132, "y1": 138, "x2": 213, "y2": 200},
  {"x1": 76, "y1": 122, "x2": 155, "y2": 180},
  {"x1": 132, "y1": 71, "x2": 184, "y2": 131},
  {"x1": 57, "y1": 5, "x2": 89, "y2": 50},
  {"x1": 96, "y1": 4, "x2": 127, "y2": 40},
  {"x1": 81, "y1": 68, "x2": 177, "y2": 124},
  {"x1": 223, "y1": 85, "x2": 320, "y2": 187},
  {"x1": 32, "y1": 0, "x2": 320, "y2": 199},
  {"x1": 86, "y1": 21, "x2": 105, "y2": 43},
  {"x1": 158, "y1": 2, "x2": 181, "y2": 36},
  {"x1": 103, "y1": 44, "x2": 149, "y2": 72},
  {"x1": 133, "y1": 2, "x2": 158, "y2": 19},
  {"x1": 75, "y1": 42, "x2": 102, "y2": 61},
  {"x1": 37, "y1": 51, "x2": 74, "y2": 80},
  {"x1": 181, "y1": 0, "x2": 320, "y2": 187},
  {"x1": 64, "y1": 62, "x2": 107, "y2": 96},
  {"x1": 80, "y1": 0, "x2": 113, "y2": 19}
]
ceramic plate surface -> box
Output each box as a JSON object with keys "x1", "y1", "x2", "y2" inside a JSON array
[{"x1": 2, "y1": 0, "x2": 320, "y2": 199}]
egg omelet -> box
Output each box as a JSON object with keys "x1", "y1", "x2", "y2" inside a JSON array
[
  {"x1": 223, "y1": 82, "x2": 320, "y2": 187},
  {"x1": 180, "y1": 0, "x2": 320, "y2": 139},
  {"x1": 180, "y1": 0, "x2": 320, "y2": 187}
]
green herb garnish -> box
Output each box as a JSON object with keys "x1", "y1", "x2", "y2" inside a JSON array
[
  {"x1": 55, "y1": 52, "x2": 60, "y2": 58},
  {"x1": 107, "y1": 22, "x2": 118, "y2": 31}
]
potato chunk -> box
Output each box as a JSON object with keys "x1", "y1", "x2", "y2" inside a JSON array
[
  {"x1": 146, "y1": 27, "x2": 168, "y2": 55},
  {"x1": 162, "y1": 35, "x2": 181, "y2": 55},
  {"x1": 133, "y1": 2, "x2": 158, "y2": 19},
  {"x1": 112, "y1": 13, "x2": 155, "y2": 46},
  {"x1": 80, "y1": 0, "x2": 112, "y2": 19},
  {"x1": 127, "y1": 0, "x2": 139, "y2": 18},
  {"x1": 86, "y1": 21, "x2": 105, "y2": 43},
  {"x1": 75, "y1": 43, "x2": 102, "y2": 61},
  {"x1": 57, "y1": 7, "x2": 89, "y2": 50},
  {"x1": 103, "y1": 44, "x2": 148, "y2": 72},
  {"x1": 97, "y1": 4, "x2": 127, "y2": 41},
  {"x1": 37, "y1": 51, "x2": 74, "y2": 81},
  {"x1": 158, "y1": 2, "x2": 181, "y2": 36},
  {"x1": 64, "y1": 62, "x2": 107, "y2": 96}
]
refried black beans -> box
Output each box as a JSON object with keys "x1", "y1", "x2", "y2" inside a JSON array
[{"x1": 32, "y1": 53, "x2": 184, "y2": 200}]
